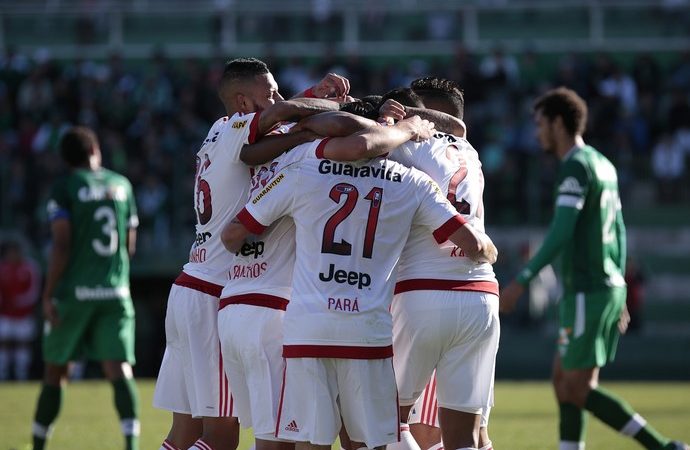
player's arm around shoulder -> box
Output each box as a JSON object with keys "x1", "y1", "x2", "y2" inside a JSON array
[
  {"x1": 222, "y1": 163, "x2": 299, "y2": 252},
  {"x1": 321, "y1": 115, "x2": 435, "y2": 161},
  {"x1": 240, "y1": 129, "x2": 320, "y2": 166},
  {"x1": 256, "y1": 98, "x2": 340, "y2": 137},
  {"x1": 378, "y1": 98, "x2": 466, "y2": 137}
]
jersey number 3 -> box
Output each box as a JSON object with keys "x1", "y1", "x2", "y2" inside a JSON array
[{"x1": 322, "y1": 183, "x2": 383, "y2": 259}]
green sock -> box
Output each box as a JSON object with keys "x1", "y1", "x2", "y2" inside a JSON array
[
  {"x1": 584, "y1": 387, "x2": 669, "y2": 449},
  {"x1": 112, "y1": 377, "x2": 140, "y2": 450},
  {"x1": 560, "y1": 402, "x2": 588, "y2": 444},
  {"x1": 32, "y1": 384, "x2": 63, "y2": 450}
]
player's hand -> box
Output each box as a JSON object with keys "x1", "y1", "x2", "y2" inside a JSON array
[
  {"x1": 397, "y1": 115, "x2": 435, "y2": 141},
  {"x1": 476, "y1": 233, "x2": 498, "y2": 265},
  {"x1": 311, "y1": 73, "x2": 350, "y2": 99},
  {"x1": 42, "y1": 297, "x2": 60, "y2": 327},
  {"x1": 378, "y1": 99, "x2": 406, "y2": 123},
  {"x1": 618, "y1": 305, "x2": 630, "y2": 335},
  {"x1": 499, "y1": 280, "x2": 524, "y2": 314}
]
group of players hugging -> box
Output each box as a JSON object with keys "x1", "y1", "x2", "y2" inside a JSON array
[{"x1": 32, "y1": 56, "x2": 688, "y2": 450}]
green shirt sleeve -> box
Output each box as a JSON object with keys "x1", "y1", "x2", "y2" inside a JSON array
[
  {"x1": 516, "y1": 205, "x2": 580, "y2": 285},
  {"x1": 516, "y1": 156, "x2": 590, "y2": 286}
]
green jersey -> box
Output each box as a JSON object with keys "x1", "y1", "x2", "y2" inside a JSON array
[
  {"x1": 46, "y1": 168, "x2": 138, "y2": 302},
  {"x1": 517, "y1": 145, "x2": 627, "y2": 292}
]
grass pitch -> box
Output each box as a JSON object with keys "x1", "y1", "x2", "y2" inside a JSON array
[{"x1": 1, "y1": 380, "x2": 688, "y2": 449}]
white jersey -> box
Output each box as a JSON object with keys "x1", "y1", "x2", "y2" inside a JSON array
[
  {"x1": 390, "y1": 133, "x2": 498, "y2": 295},
  {"x1": 181, "y1": 112, "x2": 262, "y2": 287},
  {"x1": 237, "y1": 154, "x2": 466, "y2": 358},
  {"x1": 219, "y1": 138, "x2": 329, "y2": 308}
]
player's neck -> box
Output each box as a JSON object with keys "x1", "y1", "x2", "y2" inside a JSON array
[{"x1": 556, "y1": 135, "x2": 584, "y2": 160}]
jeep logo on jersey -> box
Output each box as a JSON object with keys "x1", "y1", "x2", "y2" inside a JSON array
[
  {"x1": 195, "y1": 231, "x2": 211, "y2": 245},
  {"x1": 236, "y1": 241, "x2": 264, "y2": 259},
  {"x1": 318, "y1": 264, "x2": 371, "y2": 289},
  {"x1": 558, "y1": 177, "x2": 584, "y2": 195}
]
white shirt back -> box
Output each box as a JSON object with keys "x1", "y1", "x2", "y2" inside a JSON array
[
  {"x1": 182, "y1": 112, "x2": 262, "y2": 286},
  {"x1": 239, "y1": 155, "x2": 464, "y2": 357},
  {"x1": 391, "y1": 133, "x2": 497, "y2": 285},
  {"x1": 220, "y1": 139, "x2": 326, "y2": 301}
]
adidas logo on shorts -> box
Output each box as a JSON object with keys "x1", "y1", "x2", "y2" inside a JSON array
[{"x1": 284, "y1": 420, "x2": 299, "y2": 432}]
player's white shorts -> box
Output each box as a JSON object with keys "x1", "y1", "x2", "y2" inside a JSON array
[
  {"x1": 408, "y1": 371, "x2": 492, "y2": 428},
  {"x1": 276, "y1": 357, "x2": 399, "y2": 448},
  {"x1": 0, "y1": 315, "x2": 35, "y2": 341},
  {"x1": 408, "y1": 371, "x2": 440, "y2": 427},
  {"x1": 392, "y1": 289, "x2": 499, "y2": 414},
  {"x1": 218, "y1": 303, "x2": 288, "y2": 441},
  {"x1": 153, "y1": 284, "x2": 233, "y2": 418}
]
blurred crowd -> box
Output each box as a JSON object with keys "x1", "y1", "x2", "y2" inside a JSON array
[{"x1": 1, "y1": 47, "x2": 690, "y2": 252}]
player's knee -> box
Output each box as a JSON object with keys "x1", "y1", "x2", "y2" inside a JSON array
[
  {"x1": 102, "y1": 361, "x2": 132, "y2": 381},
  {"x1": 43, "y1": 363, "x2": 68, "y2": 385}
]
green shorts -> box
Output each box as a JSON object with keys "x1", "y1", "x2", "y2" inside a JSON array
[
  {"x1": 43, "y1": 298, "x2": 136, "y2": 365},
  {"x1": 558, "y1": 286, "x2": 626, "y2": 370}
]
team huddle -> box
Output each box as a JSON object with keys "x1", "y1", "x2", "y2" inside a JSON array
[
  {"x1": 153, "y1": 58, "x2": 498, "y2": 450},
  {"x1": 32, "y1": 57, "x2": 688, "y2": 450}
]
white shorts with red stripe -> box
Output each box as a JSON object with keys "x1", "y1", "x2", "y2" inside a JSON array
[
  {"x1": 408, "y1": 372, "x2": 493, "y2": 428},
  {"x1": 392, "y1": 289, "x2": 499, "y2": 414},
  {"x1": 218, "y1": 303, "x2": 286, "y2": 438},
  {"x1": 153, "y1": 284, "x2": 233, "y2": 418},
  {"x1": 408, "y1": 370, "x2": 440, "y2": 427},
  {"x1": 276, "y1": 357, "x2": 399, "y2": 448}
]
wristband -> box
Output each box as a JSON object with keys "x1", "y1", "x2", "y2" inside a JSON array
[{"x1": 304, "y1": 87, "x2": 317, "y2": 98}]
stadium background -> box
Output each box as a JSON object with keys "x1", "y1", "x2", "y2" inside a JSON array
[{"x1": 0, "y1": 0, "x2": 689, "y2": 381}]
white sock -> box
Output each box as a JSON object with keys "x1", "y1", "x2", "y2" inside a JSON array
[
  {"x1": 386, "y1": 423, "x2": 421, "y2": 450},
  {"x1": 188, "y1": 439, "x2": 214, "y2": 450},
  {"x1": 620, "y1": 413, "x2": 647, "y2": 436},
  {"x1": 121, "y1": 418, "x2": 141, "y2": 436},
  {"x1": 32, "y1": 422, "x2": 54, "y2": 438},
  {"x1": 479, "y1": 442, "x2": 493, "y2": 450},
  {"x1": 427, "y1": 443, "x2": 444, "y2": 450},
  {"x1": 559, "y1": 441, "x2": 585, "y2": 450}
]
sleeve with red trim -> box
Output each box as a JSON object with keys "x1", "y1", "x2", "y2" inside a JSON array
[
  {"x1": 246, "y1": 111, "x2": 262, "y2": 144},
  {"x1": 242, "y1": 163, "x2": 300, "y2": 231},
  {"x1": 314, "y1": 137, "x2": 332, "y2": 159},
  {"x1": 411, "y1": 169, "x2": 466, "y2": 242},
  {"x1": 218, "y1": 112, "x2": 263, "y2": 163}
]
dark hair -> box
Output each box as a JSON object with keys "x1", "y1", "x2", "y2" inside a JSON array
[
  {"x1": 220, "y1": 58, "x2": 269, "y2": 88},
  {"x1": 380, "y1": 87, "x2": 424, "y2": 108},
  {"x1": 360, "y1": 94, "x2": 383, "y2": 107},
  {"x1": 410, "y1": 76, "x2": 465, "y2": 120},
  {"x1": 60, "y1": 126, "x2": 98, "y2": 167},
  {"x1": 340, "y1": 100, "x2": 379, "y2": 121},
  {"x1": 533, "y1": 87, "x2": 588, "y2": 136}
]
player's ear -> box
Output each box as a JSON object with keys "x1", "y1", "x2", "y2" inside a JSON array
[{"x1": 236, "y1": 93, "x2": 251, "y2": 114}]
